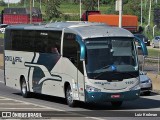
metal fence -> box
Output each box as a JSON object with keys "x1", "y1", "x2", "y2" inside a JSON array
[{"x1": 143, "y1": 56, "x2": 160, "y2": 75}]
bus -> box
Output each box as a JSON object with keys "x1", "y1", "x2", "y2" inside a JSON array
[{"x1": 4, "y1": 22, "x2": 147, "y2": 107}]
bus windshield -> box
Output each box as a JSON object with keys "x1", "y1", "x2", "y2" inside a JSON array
[{"x1": 85, "y1": 37, "x2": 139, "y2": 80}]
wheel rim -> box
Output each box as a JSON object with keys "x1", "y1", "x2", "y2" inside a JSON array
[
  {"x1": 66, "y1": 88, "x2": 73, "y2": 104},
  {"x1": 22, "y1": 82, "x2": 27, "y2": 94}
]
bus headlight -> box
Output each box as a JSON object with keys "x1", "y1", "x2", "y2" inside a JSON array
[
  {"x1": 130, "y1": 84, "x2": 140, "y2": 91},
  {"x1": 86, "y1": 85, "x2": 101, "y2": 92},
  {"x1": 130, "y1": 79, "x2": 140, "y2": 91}
]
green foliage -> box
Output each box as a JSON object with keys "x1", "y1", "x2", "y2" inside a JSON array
[
  {"x1": 45, "y1": 0, "x2": 61, "y2": 20},
  {"x1": 0, "y1": 1, "x2": 6, "y2": 6},
  {"x1": 123, "y1": 0, "x2": 141, "y2": 20},
  {"x1": 82, "y1": 0, "x2": 97, "y2": 11},
  {"x1": 0, "y1": 33, "x2": 4, "y2": 39},
  {"x1": 148, "y1": 49, "x2": 160, "y2": 58}
]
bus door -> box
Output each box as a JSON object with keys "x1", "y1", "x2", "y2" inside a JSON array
[{"x1": 63, "y1": 32, "x2": 85, "y2": 101}]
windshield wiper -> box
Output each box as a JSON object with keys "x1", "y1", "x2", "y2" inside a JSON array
[
  {"x1": 94, "y1": 65, "x2": 116, "y2": 79},
  {"x1": 94, "y1": 70, "x2": 138, "y2": 80},
  {"x1": 112, "y1": 71, "x2": 138, "y2": 78}
]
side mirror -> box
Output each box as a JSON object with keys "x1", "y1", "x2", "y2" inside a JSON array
[
  {"x1": 134, "y1": 36, "x2": 148, "y2": 56},
  {"x1": 76, "y1": 35, "x2": 86, "y2": 61}
]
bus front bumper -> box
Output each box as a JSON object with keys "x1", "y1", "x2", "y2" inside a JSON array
[{"x1": 85, "y1": 89, "x2": 140, "y2": 103}]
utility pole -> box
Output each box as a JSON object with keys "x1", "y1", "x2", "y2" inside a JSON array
[
  {"x1": 155, "y1": 0, "x2": 157, "y2": 4},
  {"x1": 33, "y1": 0, "x2": 34, "y2": 7},
  {"x1": 148, "y1": 0, "x2": 152, "y2": 26},
  {"x1": 40, "y1": 0, "x2": 42, "y2": 10},
  {"x1": 145, "y1": 0, "x2": 147, "y2": 10},
  {"x1": 24, "y1": 0, "x2": 26, "y2": 7},
  {"x1": 30, "y1": 0, "x2": 32, "y2": 24},
  {"x1": 98, "y1": 0, "x2": 99, "y2": 10},
  {"x1": 8, "y1": 0, "x2": 9, "y2": 8},
  {"x1": 141, "y1": 0, "x2": 143, "y2": 26},
  {"x1": 80, "y1": 0, "x2": 82, "y2": 20},
  {"x1": 119, "y1": 0, "x2": 122, "y2": 28}
]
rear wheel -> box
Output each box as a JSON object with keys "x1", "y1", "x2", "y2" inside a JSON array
[
  {"x1": 21, "y1": 78, "x2": 30, "y2": 98},
  {"x1": 65, "y1": 85, "x2": 76, "y2": 107},
  {"x1": 111, "y1": 101, "x2": 123, "y2": 107}
]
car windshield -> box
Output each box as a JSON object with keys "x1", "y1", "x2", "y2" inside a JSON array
[{"x1": 85, "y1": 37, "x2": 139, "y2": 80}]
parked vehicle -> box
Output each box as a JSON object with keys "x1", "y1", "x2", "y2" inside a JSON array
[
  {"x1": 0, "y1": 24, "x2": 8, "y2": 33},
  {"x1": 140, "y1": 71, "x2": 152, "y2": 95},
  {"x1": 152, "y1": 36, "x2": 160, "y2": 48},
  {"x1": 81, "y1": 10, "x2": 101, "y2": 21},
  {"x1": 1, "y1": 7, "x2": 43, "y2": 25},
  {"x1": 134, "y1": 34, "x2": 150, "y2": 46},
  {"x1": 88, "y1": 15, "x2": 138, "y2": 33}
]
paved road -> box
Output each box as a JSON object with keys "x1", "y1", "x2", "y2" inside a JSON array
[
  {"x1": 0, "y1": 70, "x2": 160, "y2": 120},
  {"x1": 0, "y1": 38, "x2": 3, "y2": 54}
]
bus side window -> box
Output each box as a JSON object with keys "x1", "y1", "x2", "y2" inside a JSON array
[
  {"x1": 34, "y1": 31, "x2": 48, "y2": 53},
  {"x1": 48, "y1": 31, "x2": 61, "y2": 54},
  {"x1": 11, "y1": 30, "x2": 22, "y2": 51},
  {"x1": 63, "y1": 33, "x2": 84, "y2": 74}
]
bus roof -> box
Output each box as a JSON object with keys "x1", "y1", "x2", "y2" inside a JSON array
[{"x1": 6, "y1": 22, "x2": 134, "y2": 39}]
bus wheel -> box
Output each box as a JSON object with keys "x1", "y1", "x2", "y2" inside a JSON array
[
  {"x1": 65, "y1": 85, "x2": 76, "y2": 107},
  {"x1": 111, "y1": 101, "x2": 123, "y2": 107},
  {"x1": 21, "y1": 79, "x2": 30, "y2": 98}
]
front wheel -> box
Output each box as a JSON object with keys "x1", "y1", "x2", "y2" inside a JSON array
[
  {"x1": 111, "y1": 101, "x2": 123, "y2": 107},
  {"x1": 144, "y1": 91, "x2": 151, "y2": 96},
  {"x1": 65, "y1": 85, "x2": 77, "y2": 107},
  {"x1": 21, "y1": 79, "x2": 30, "y2": 98},
  {"x1": 152, "y1": 43, "x2": 155, "y2": 48}
]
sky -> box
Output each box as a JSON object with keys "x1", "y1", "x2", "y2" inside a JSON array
[{"x1": 3, "y1": 0, "x2": 20, "y2": 3}]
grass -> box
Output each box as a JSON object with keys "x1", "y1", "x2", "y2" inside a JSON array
[
  {"x1": 0, "y1": 34, "x2": 4, "y2": 39},
  {"x1": 0, "y1": 54, "x2": 3, "y2": 68},
  {"x1": 148, "y1": 48, "x2": 160, "y2": 57}
]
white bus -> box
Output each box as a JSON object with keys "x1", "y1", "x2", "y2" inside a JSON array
[{"x1": 4, "y1": 22, "x2": 147, "y2": 107}]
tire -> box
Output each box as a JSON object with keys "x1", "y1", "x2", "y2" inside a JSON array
[
  {"x1": 21, "y1": 79, "x2": 30, "y2": 98},
  {"x1": 111, "y1": 101, "x2": 123, "y2": 107},
  {"x1": 144, "y1": 91, "x2": 151, "y2": 96},
  {"x1": 65, "y1": 85, "x2": 76, "y2": 107}
]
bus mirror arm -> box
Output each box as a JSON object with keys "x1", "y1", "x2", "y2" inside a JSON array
[
  {"x1": 134, "y1": 36, "x2": 148, "y2": 56},
  {"x1": 76, "y1": 35, "x2": 86, "y2": 61}
]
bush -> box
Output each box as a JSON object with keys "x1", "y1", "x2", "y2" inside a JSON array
[{"x1": 0, "y1": 1, "x2": 6, "y2": 6}]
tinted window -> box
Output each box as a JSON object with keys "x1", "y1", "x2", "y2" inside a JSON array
[
  {"x1": 34, "y1": 31, "x2": 61, "y2": 53},
  {"x1": 4, "y1": 29, "x2": 12, "y2": 50},
  {"x1": 22, "y1": 30, "x2": 35, "y2": 51},
  {"x1": 12, "y1": 30, "x2": 22, "y2": 51},
  {"x1": 63, "y1": 33, "x2": 83, "y2": 74},
  {"x1": 7, "y1": 30, "x2": 62, "y2": 53},
  {"x1": 34, "y1": 31, "x2": 48, "y2": 53},
  {"x1": 47, "y1": 31, "x2": 61, "y2": 54}
]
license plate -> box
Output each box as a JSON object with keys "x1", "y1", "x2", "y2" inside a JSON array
[{"x1": 111, "y1": 94, "x2": 120, "y2": 98}]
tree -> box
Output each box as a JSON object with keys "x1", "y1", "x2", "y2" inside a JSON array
[
  {"x1": 83, "y1": 0, "x2": 97, "y2": 11},
  {"x1": 123, "y1": 0, "x2": 141, "y2": 21},
  {"x1": 45, "y1": 0, "x2": 61, "y2": 20}
]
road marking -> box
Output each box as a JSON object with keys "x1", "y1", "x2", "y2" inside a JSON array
[
  {"x1": 0, "y1": 81, "x2": 4, "y2": 83},
  {"x1": 85, "y1": 117, "x2": 107, "y2": 120},
  {"x1": 0, "y1": 96, "x2": 64, "y2": 111},
  {"x1": 0, "y1": 103, "x2": 30, "y2": 105},
  {"x1": 0, "y1": 108, "x2": 55, "y2": 110},
  {"x1": 0, "y1": 96, "x2": 109, "y2": 120}
]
